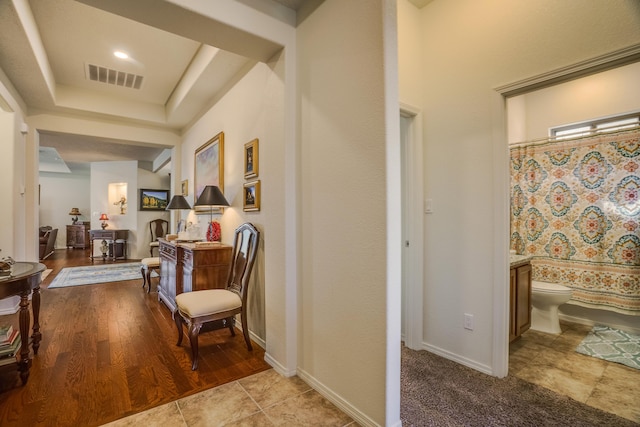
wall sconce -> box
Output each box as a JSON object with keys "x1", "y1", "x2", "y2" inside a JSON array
[{"x1": 99, "y1": 213, "x2": 109, "y2": 229}]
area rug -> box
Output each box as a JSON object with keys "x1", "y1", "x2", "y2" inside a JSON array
[
  {"x1": 48, "y1": 263, "x2": 151, "y2": 289},
  {"x1": 576, "y1": 325, "x2": 640, "y2": 370},
  {"x1": 41, "y1": 269, "x2": 52, "y2": 281}
]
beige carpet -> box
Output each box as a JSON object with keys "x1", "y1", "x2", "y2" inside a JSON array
[{"x1": 401, "y1": 346, "x2": 638, "y2": 426}]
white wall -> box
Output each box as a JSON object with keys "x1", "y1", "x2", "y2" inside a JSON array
[
  {"x1": 0, "y1": 111, "x2": 16, "y2": 257},
  {"x1": 0, "y1": 75, "x2": 32, "y2": 313},
  {"x1": 0, "y1": 82, "x2": 32, "y2": 261},
  {"x1": 90, "y1": 161, "x2": 138, "y2": 258},
  {"x1": 297, "y1": 1, "x2": 394, "y2": 424},
  {"x1": 508, "y1": 61, "x2": 640, "y2": 142},
  {"x1": 180, "y1": 59, "x2": 282, "y2": 345},
  {"x1": 39, "y1": 170, "x2": 91, "y2": 249},
  {"x1": 398, "y1": 0, "x2": 640, "y2": 374},
  {"x1": 137, "y1": 167, "x2": 170, "y2": 259}
]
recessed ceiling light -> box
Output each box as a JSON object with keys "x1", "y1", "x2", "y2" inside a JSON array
[{"x1": 114, "y1": 51, "x2": 128, "y2": 59}]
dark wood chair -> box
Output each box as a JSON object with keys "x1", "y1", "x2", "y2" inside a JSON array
[
  {"x1": 174, "y1": 222, "x2": 259, "y2": 370},
  {"x1": 149, "y1": 219, "x2": 168, "y2": 256}
]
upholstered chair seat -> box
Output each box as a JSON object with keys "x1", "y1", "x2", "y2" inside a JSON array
[
  {"x1": 140, "y1": 257, "x2": 160, "y2": 293},
  {"x1": 174, "y1": 222, "x2": 259, "y2": 370}
]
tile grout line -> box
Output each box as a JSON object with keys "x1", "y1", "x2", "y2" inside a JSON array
[{"x1": 174, "y1": 401, "x2": 189, "y2": 427}]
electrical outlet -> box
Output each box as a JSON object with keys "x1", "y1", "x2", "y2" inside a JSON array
[{"x1": 464, "y1": 313, "x2": 474, "y2": 330}]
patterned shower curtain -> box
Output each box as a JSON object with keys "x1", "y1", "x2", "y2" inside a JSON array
[{"x1": 510, "y1": 128, "x2": 640, "y2": 316}]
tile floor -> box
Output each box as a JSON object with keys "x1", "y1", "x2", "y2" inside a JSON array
[
  {"x1": 510, "y1": 321, "x2": 640, "y2": 424},
  {"x1": 105, "y1": 321, "x2": 640, "y2": 426},
  {"x1": 102, "y1": 369, "x2": 358, "y2": 427}
]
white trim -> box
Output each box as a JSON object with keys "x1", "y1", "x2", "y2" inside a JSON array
[
  {"x1": 264, "y1": 351, "x2": 297, "y2": 377},
  {"x1": 491, "y1": 91, "x2": 509, "y2": 378},
  {"x1": 233, "y1": 319, "x2": 266, "y2": 350},
  {"x1": 493, "y1": 46, "x2": 640, "y2": 379},
  {"x1": 297, "y1": 367, "x2": 382, "y2": 427},
  {"x1": 421, "y1": 342, "x2": 493, "y2": 376},
  {"x1": 399, "y1": 102, "x2": 424, "y2": 351},
  {"x1": 495, "y1": 43, "x2": 640, "y2": 97}
]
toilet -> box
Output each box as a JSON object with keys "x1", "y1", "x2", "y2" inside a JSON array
[{"x1": 530, "y1": 281, "x2": 573, "y2": 334}]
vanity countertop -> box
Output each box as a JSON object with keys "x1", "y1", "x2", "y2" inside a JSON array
[{"x1": 510, "y1": 254, "x2": 532, "y2": 268}]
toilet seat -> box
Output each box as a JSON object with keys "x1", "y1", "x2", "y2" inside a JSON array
[{"x1": 532, "y1": 281, "x2": 571, "y2": 294}]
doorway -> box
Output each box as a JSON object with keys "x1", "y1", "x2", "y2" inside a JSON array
[{"x1": 400, "y1": 105, "x2": 424, "y2": 350}]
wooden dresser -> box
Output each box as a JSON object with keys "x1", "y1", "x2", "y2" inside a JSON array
[
  {"x1": 157, "y1": 239, "x2": 232, "y2": 313},
  {"x1": 66, "y1": 222, "x2": 90, "y2": 248}
]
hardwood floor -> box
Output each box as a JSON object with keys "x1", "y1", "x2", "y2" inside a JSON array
[{"x1": 0, "y1": 248, "x2": 270, "y2": 427}]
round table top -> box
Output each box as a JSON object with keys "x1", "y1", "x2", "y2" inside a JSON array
[{"x1": 0, "y1": 261, "x2": 46, "y2": 282}]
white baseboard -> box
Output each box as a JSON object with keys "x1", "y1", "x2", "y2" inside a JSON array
[
  {"x1": 263, "y1": 352, "x2": 297, "y2": 377},
  {"x1": 421, "y1": 342, "x2": 494, "y2": 376},
  {"x1": 296, "y1": 367, "x2": 380, "y2": 427}
]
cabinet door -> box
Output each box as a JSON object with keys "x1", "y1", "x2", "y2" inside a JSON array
[
  {"x1": 509, "y1": 268, "x2": 517, "y2": 342},
  {"x1": 516, "y1": 264, "x2": 532, "y2": 336}
]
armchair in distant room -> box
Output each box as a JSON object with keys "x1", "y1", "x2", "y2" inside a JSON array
[{"x1": 39, "y1": 226, "x2": 58, "y2": 260}]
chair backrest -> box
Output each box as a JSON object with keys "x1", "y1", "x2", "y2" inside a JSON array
[
  {"x1": 149, "y1": 219, "x2": 169, "y2": 241},
  {"x1": 226, "y1": 223, "x2": 260, "y2": 304}
]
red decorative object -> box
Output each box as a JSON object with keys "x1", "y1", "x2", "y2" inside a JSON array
[{"x1": 206, "y1": 221, "x2": 221, "y2": 242}]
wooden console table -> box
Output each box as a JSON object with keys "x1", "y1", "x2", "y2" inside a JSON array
[
  {"x1": 0, "y1": 262, "x2": 45, "y2": 385},
  {"x1": 157, "y1": 239, "x2": 231, "y2": 313},
  {"x1": 89, "y1": 229, "x2": 128, "y2": 261}
]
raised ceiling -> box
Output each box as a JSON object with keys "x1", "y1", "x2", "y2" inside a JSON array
[{"x1": 0, "y1": 0, "x2": 313, "y2": 171}]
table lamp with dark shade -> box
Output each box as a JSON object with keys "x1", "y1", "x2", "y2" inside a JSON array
[
  {"x1": 194, "y1": 186, "x2": 229, "y2": 242},
  {"x1": 69, "y1": 208, "x2": 81, "y2": 224},
  {"x1": 166, "y1": 195, "x2": 192, "y2": 233}
]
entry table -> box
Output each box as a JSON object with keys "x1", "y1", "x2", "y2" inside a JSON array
[
  {"x1": 90, "y1": 229, "x2": 129, "y2": 261},
  {"x1": 0, "y1": 261, "x2": 45, "y2": 385},
  {"x1": 157, "y1": 239, "x2": 231, "y2": 312}
]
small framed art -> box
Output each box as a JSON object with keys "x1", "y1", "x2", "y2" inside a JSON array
[
  {"x1": 244, "y1": 138, "x2": 259, "y2": 179},
  {"x1": 243, "y1": 180, "x2": 261, "y2": 212},
  {"x1": 139, "y1": 189, "x2": 170, "y2": 211},
  {"x1": 181, "y1": 179, "x2": 189, "y2": 196}
]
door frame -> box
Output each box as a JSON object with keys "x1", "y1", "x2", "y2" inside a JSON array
[
  {"x1": 491, "y1": 43, "x2": 640, "y2": 377},
  {"x1": 400, "y1": 102, "x2": 424, "y2": 350}
]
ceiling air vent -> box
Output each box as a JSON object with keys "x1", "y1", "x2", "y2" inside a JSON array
[{"x1": 86, "y1": 64, "x2": 144, "y2": 89}]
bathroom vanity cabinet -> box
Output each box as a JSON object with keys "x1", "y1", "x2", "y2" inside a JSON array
[{"x1": 509, "y1": 258, "x2": 532, "y2": 342}]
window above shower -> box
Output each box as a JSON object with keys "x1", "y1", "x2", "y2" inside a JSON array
[{"x1": 551, "y1": 114, "x2": 640, "y2": 140}]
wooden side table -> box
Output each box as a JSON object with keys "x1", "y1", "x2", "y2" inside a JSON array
[
  {"x1": 0, "y1": 262, "x2": 45, "y2": 385},
  {"x1": 89, "y1": 229, "x2": 128, "y2": 261}
]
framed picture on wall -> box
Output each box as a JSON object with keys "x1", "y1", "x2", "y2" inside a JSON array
[
  {"x1": 243, "y1": 180, "x2": 260, "y2": 212},
  {"x1": 181, "y1": 179, "x2": 189, "y2": 196},
  {"x1": 139, "y1": 189, "x2": 170, "y2": 211},
  {"x1": 244, "y1": 138, "x2": 259, "y2": 179},
  {"x1": 194, "y1": 131, "x2": 224, "y2": 213}
]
